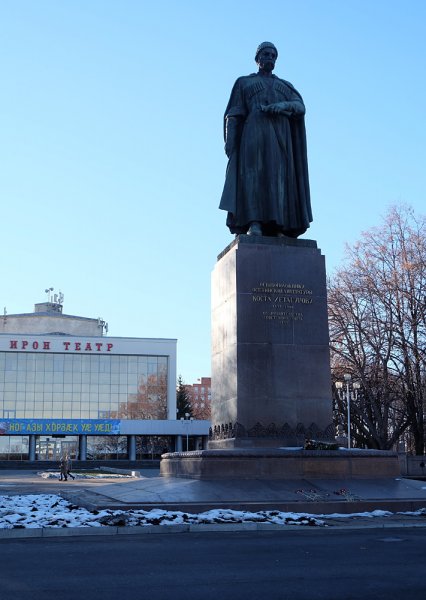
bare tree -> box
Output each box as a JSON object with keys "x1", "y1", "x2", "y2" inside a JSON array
[
  {"x1": 190, "y1": 397, "x2": 211, "y2": 421},
  {"x1": 328, "y1": 205, "x2": 426, "y2": 454},
  {"x1": 112, "y1": 371, "x2": 168, "y2": 420}
]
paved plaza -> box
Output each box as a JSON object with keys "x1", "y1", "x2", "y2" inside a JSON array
[{"x1": 0, "y1": 468, "x2": 425, "y2": 529}]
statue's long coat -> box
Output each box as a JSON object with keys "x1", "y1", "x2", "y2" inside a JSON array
[{"x1": 219, "y1": 74, "x2": 312, "y2": 237}]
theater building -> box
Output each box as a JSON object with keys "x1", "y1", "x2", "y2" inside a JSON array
[{"x1": 0, "y1": 297, "x2": 209, "y2": 461}]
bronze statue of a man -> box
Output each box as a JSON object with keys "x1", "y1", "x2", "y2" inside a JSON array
[{"x1": 219, "y1": 42, "x2": 312, "y2": 237}]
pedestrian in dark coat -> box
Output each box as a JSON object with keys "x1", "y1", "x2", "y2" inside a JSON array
[
  {"x1": 59, "y1": 457, "x2": 68, "y2": 481},
  {"x1": 65, "y1": 455, "x2": 75, "y2": 480}
]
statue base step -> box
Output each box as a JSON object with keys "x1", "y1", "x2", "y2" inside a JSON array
[{"x1": 160, "y1": 448, "x2": 400, "y2": 480}]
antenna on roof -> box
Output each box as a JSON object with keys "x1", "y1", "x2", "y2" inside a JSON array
[{"x1": 97, "y1": 318, "x2": 109, "y2": 335}]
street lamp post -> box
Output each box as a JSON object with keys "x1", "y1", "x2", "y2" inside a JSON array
[
  {"x1": 180, "y1": 413, "x2": 193, "y2": 451},
  {"x1": 335, "y1": 374, "x2": 361, "y2": 448}
]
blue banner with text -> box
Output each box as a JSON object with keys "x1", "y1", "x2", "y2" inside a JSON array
[{"x1": 0, "y1": 419, "x2": 121, "y2": 435}]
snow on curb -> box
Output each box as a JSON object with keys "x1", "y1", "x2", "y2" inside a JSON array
[
  {"x1": 0, "y1": 494, "x2": 323, "y2": 529},
  {"x1": 1, "y1": 493, "x2": 425, "y2": 533}
]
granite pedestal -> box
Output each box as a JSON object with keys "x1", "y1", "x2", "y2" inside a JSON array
[
  {"x1": 210, "y1": 235, "x2": 333, "y2": 448},
  {"x1": 161, "y1": 235, "x2": 399, "y2": 480}
]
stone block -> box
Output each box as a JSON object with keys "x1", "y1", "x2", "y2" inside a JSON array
[
  {"x1": 211, "y1": 236, "x2": 333, "y2": 447},
  {"x1": 160, "y1": 449, "x2": 401, "y2": 480}
]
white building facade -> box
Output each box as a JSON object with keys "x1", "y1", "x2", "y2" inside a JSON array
[{"x1": 0, "y1": 300, "x2": 209, "y2": 461}]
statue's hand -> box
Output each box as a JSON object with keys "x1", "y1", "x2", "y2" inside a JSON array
[{"x1": 261, "y1": 103, "x2": 292, "y2": 116}]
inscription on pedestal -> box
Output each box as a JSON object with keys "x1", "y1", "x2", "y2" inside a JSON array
[{"x1": 251, "y1": 281, "x2": 313, "y2": 325}]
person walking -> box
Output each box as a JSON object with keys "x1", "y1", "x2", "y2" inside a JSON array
[
  {"x1": 59, "y1": 454, "x2": 75, "y2": 481},
  {"x1": 65, "y1": 454, "x2": 75, "y2": 480},
  {"x1": 59, "y1": 456, "x2": 68, "y2": 481}
]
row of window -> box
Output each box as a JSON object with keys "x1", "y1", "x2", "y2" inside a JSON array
[
  {"x1": 0, "y1": 372, "x2": 157, "y2": 384},
  {"x1": 0, "y1": 352, "x2": 167, "y2": 373},
  {"x1": 2, "y1": 410, "x2": 122, "y2": 419},
  {"x1": 0, "y1": 353, "x2": 167, "y2": 375},
  {"x1": 0, "y1": 435, "x2": 176, "y2": 460},
  {"x1": 0, "y1": 352, "x2": 169, "y2": 420}
]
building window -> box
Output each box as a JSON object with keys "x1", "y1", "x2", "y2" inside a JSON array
[{"x1": 0, "y1": 352, "x2": 169, "y2": 421}]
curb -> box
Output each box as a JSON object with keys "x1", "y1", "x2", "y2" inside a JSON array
[{"x1": 1, "y1": 519, "x2": 426, "y2": 539}]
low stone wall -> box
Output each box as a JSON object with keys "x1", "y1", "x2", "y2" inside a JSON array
[
  {"x1": 101, "y1": 466, "x2": 141, "y2": 477},
  {"x1": 399, "y1": 454, "x2": 426, "y2": 477},
  {"x1": 160, "y1": 448, "x2": 400, "y2": 480}
]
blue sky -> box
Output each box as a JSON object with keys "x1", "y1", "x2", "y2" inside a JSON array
[{"x1": 1, "y1": 0, "x2": 425, "y2": 384}]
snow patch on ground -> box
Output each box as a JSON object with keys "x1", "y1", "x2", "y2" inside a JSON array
[
  {"x1": 38, "y1": 471, "x2": 132, "y2": 480},
  {"x1": 0, "y1": 494, "x2": 325, "y2": 528},
  {"x1": 0, "y1": 494, "x2": 425, "y2": 530}
]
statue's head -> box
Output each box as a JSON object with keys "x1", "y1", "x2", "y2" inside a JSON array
[{"x1": 255, "y1": 42, "x2": 278, "y2": 73}]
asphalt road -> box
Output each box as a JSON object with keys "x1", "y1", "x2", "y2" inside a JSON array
[{"x1": 1, "y1": 528, "x2": 426, "y2": 600}]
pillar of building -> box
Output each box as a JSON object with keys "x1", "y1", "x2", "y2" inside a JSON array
[
  {"x1": 79, "y1": 435, "x2": 87, "y2": 461},
  {"x1": 175, "y1": 435, "x2": 183, "y2": 452},
  {"x1": 29, "y1": 435, "x2": 37, "y2": 461},
  {"x1": 127, "y1": 435, "x2": 136, "y2": 461}
]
